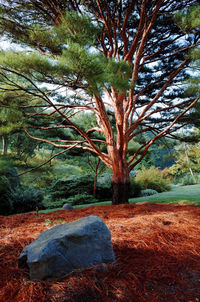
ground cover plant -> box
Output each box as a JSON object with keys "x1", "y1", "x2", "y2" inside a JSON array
[{"x1": 0, "y1": 203, "x2": 200, "y2": 302}]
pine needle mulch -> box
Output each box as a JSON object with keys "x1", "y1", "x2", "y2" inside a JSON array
[{"x1": 0, "y1": 203, "x2": 200, "y2": 302}]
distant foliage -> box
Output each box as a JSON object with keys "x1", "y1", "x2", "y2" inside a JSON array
[
  {"x1": 179, "y1": 174, "x2": 200, "y2": 186},
  {"x1": 43, "y1": 174, "x2": 98, "y2": 208},
  {"x1": 129, "y1": 178, "x2": 142, "y2": 198},
  {"x1": 64, "y1": 193, "x2": 97, "y2": 206},
  {"x1": 135, "y1": 166, "x2": 170, "y2": 192},
  {"x1": 4, "y1": 167, "x2": 20, "y2": 190},
  {"x1": 169, "y1": 143, "x2": 200, "y2": 185},
  {"x1": 10, "y1": 133, "x2": 37, "y2": 161},
  {"x1": 42, "y1": 196, "x2": 69, "y2": 209},
  {"x1": 140, "y1": 189, "x2": 158, "y2": 197},
  {"x1": 97, "y1": 173, "x2": 112, "y2": 184},
  {"x1": 0, "y1": 175, "x2": 12, "y2": 215},
  {"x1": 0, "y1": 163, "x2": 20, "y2": 215},
  {"x1": 48, "y1": 173, "x2": 112, "y2": 204},
  {"x1": 0, "y1": 157, "x2": 16, "y2": 173},
  {"x1": 44, "y1": 172, "x2": 144, "y2": 209},
  {"x1": 0, "y1": 160, "x2": 44, "y2": 214},
  {"x1": 43, "y1": 193, "x2": 97, "y2": 208},
  {"x1": 50, "y1": 175, "x2": 94, "y2": 200},
  {"x1": 150, "y1": 145, "x2": 175, "y2": 169},
  {"x1": 53, "y1": 164, "x2": 83, "y2": 179},
  {"x1": 96, "y1": 173, "x2": 112, "y2": 200},
  {"x1": 129, "y1": 170, "x2": 137, "y2": 178},
  {"x1": 11, "y1": 186, "x2": 44, "y2": 214}
]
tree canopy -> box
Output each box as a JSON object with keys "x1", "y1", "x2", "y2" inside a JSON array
[{"x1": 0, "y1": 0, "x2": 199, "y2": 204}]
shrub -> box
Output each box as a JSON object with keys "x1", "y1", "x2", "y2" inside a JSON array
[
  {"x1": 129, "y1": 170, "x2": 137, "y2": 177},
  {"x1": 135, "y1": 166, "x2": 170, "y2": 192},
  {"x1": 50, "y1": 175, "x2": 94, "y2": 199},
  {"x1": 3, "y1": 167, "x2": 20, "y2": 190},
  {"x1": 140, "y1": 189, "x2": 158, "y2": 197},
  {"x1": 43, "y1": 174, "x2": 103, "y2": 209},
  {"x1": 42, "y1": 196, "x2": 70, "y2": 209},
  {"x1": 96, "y1": 183, "x2": 112, "y2": 200},
  {"x1": 11, "y1": 186, "x2": 44, "y2": 214},
  {"x1": 49, "y1": 174, "x2": 112, "y2": 203},
  {"x1": 96, "y1": 173, "x2": 112, "y2": 200},
  {"x1": 43, "y1": 193, "x2": 98, "y2": 209},
  {"x1": 98, "y1": 173, "x2": 112, "y2": 184},
  {"x1": 129, "y1": 177, "x2": 141, "y2": 197},
  {"x1": 64, "y1": 193, "x2": 98, "y2": 206},
  {"x1": 180, "y1": 174, "x2": 200, "y2": 186},
  {"x1": 0, "y1": 175, "x2": 12, "y2": 215}
]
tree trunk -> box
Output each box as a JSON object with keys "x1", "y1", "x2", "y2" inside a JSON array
[
  {"x1": 111, "y1": 175, "x2": 130, "y2": 205},
  {"x1": 2, "y1": 135, "x2": 8, "y2": 155}
]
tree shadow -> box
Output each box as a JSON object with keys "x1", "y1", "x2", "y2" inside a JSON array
[{"x1": 61, "y1": 240, "x2": 200, "y2": 302}]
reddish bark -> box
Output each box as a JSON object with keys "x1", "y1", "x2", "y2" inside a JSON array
[
  {"x1": 111, "y1": 158, "x2": 130, "y2": 204},
  {"x1": 111, "y1": 179, "x2": 130, "y2": 204}
]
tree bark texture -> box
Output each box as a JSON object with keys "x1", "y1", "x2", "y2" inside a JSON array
[
  {"x1": 111, "y1": 165, "x2": 130, "y2": 204},
  {"x1": 112, "y1": 177, "x2": 130, "y2": 205}
]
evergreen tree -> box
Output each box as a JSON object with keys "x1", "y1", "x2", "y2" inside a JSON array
[
  {"x1": 169, "y1": 141, "x2": 200, "y2": 183},
  {"x1": 0, "y1": 81, "x2": 24, "y2": 155},
  {"x1": 175, "y1": 5, "x2": 200, "y2": 135},
  {"x1": 0, "y1": 0, "x2": 199, "y2": 204}
]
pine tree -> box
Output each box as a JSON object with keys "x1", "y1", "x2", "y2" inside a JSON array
[
  {"x1": 171, "y1": 5, "x2": 200, "y2": 141},
  {"x1": 0, "y1": 0, "x2": 199, "y2": 204},
  {"x1": 0, "y1": 81, "x2": 24, "y2": 155}
]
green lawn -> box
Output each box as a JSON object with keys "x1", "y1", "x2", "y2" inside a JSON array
[
  {"x1": 40, "y1": 184, "x2": 200, "y2": 213},
  {"x1": 129, "y1": 184, "x2": 200, "y2": 205},
  {"x1": 78, "y1": 184, "x2": 200, "y2": 206}
]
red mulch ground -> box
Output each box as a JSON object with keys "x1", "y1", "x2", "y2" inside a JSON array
[{"x1": 0, "y1": 203, "x2": 200, "y2": 302}]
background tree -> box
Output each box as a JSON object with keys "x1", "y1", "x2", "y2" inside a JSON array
[
  {"x1": 0, "y1": 0, "x2": 199, "y2": 204},
  {"x1": 0, "y1": 84, "x2": 24, "y2": 155},
  {"x1": 169, "y1": 141, "x2": 200, "y2": 184},
  {"x1": 174, "y1": 5, "x2": 200, "y2": 140}
]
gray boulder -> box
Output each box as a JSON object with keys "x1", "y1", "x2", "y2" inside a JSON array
[
  {"x1": 18, "y1": 216, "x2": 115, "y2": 280},
  {"x1": 62, "y1": 203, "x2": 73, "y2": 210}
]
